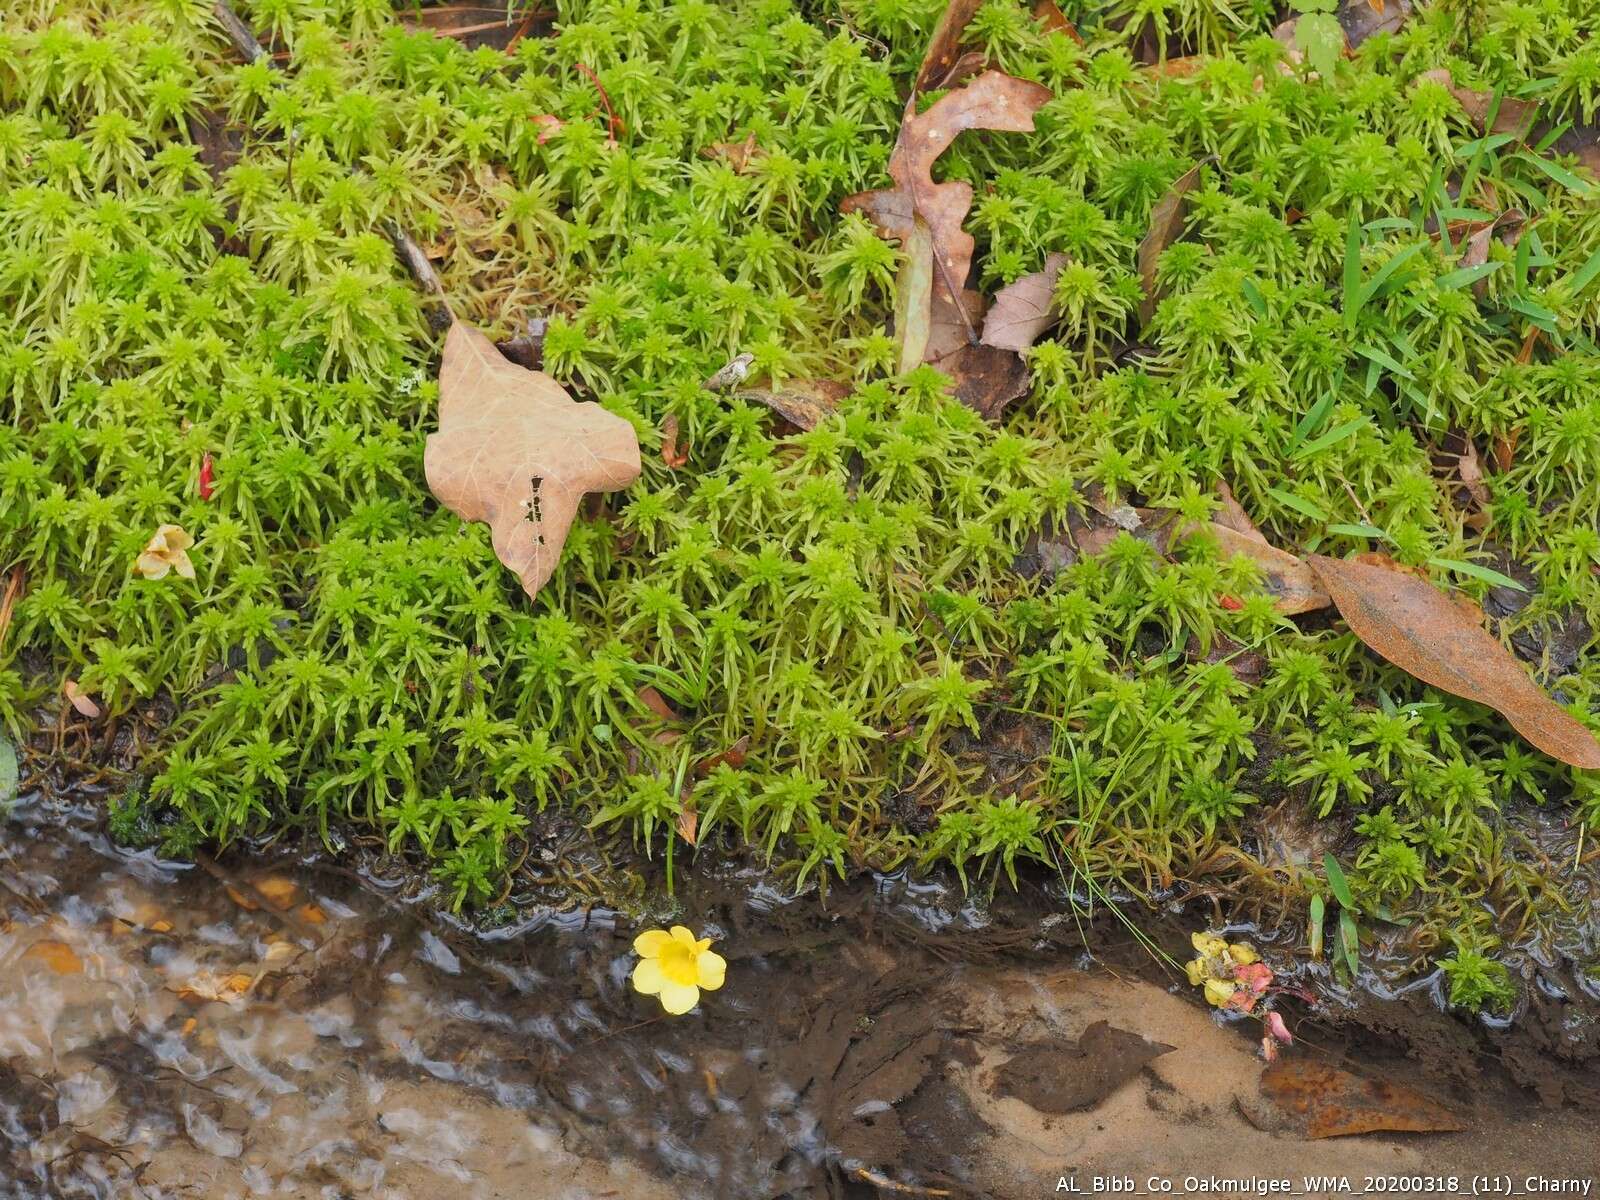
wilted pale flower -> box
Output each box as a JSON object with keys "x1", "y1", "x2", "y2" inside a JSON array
[
  {"x1": 135, "y1": 524, "x2": 195, "y2": 581},
  {"x1": 1184, "y1": 931, "x2": 1266, "y2": 1009},
  {"x1": 631, "y1": 925, "x2": 726, "y2": 1015}
]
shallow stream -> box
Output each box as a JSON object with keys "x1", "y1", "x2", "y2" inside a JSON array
[{"x1": 2, "y1": 789, "x2": 1597, "y2": 1199}]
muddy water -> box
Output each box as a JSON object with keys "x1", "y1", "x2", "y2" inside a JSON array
[{"x1": 2, "y1": 792, "x2": 1597, "y2": 1200}]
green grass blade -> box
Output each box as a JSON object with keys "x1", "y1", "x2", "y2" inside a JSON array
[
  {"x1": 1324, "y1": 852, "x2": 1355, "y2": 908},
  {"x1": 1339, "y1": 910, "x2": 1361, "y2": 976},
  {"x1": 1265, "y1": 487, "x2": 1329, "y2": 521},
  {"x1": 1559, "y1": 245, "x2": 1600, "y2": 298},
  {"x1": 1514, "y1": 151, "x2": 1592, "y2": 194},
  {"x1": 1434, "y1": 262, "x2": 1501, "y2": 291},
  {"x1": 1291, "y1": 415, "x2": 1369, "y2": 459},
  {"x1": 1427, "y1": 556, "x2": 1526, "y2": 590},
  {"x1": 1326, "y1": 522, "x2": 1390, "y2": 540},
  {"x1": 1308, "y1": 893, "x2": 1325, "y2": 961},
  {"x1": 1354, "y1": 341, "x2": 1415, "y2": 379},
  {"x1": 1342, "y1": 213, "x2": 1362, "y2": 328},
  {"x1": 1287, "y1": 391, "x2": 1335, "y2": 454}
]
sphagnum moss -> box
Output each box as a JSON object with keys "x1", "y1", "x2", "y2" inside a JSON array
[{"x1": 5, "y1": 0, "x2": 1600, "y2": 1006}]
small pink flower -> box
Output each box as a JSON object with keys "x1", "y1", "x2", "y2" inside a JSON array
[{"x1": 1265, "y1": 1010, "x2": 1293, "y2": 1046}]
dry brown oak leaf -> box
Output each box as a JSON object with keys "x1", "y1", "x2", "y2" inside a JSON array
[
  {"x1": 425, "y1": 321, "x2": 642, "y2": 601},
  {"x1": 842, "y1": 70, "x2": 1051, "y2": 341}
]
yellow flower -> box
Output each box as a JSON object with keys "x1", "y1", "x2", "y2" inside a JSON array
[
  {"x1": 631, "y1": 925, "x2": 726, "y2": 1015},
  {"x1": 135, "y1": 524, "x2": 195, "y2": 581}
]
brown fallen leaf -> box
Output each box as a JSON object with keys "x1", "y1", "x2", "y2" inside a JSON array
[
  {"x1": 1258, "y1": 1058, "x2": 1465, "y2": 1139},
  {"x1": 1212, "y1": 480, "x2": 1269, "y2": 544},
  {"x1": 1137, "y1": 162, "x2": 1206, "y2": 326},
  {"x1": 1033, "y1": 0, "x2": 1083, "y2": 42},
  {"x1": 980, "y1": 253, "x2": 1067, "y2": 352},
  {"x1": 928, "y1": 285, "x2": 986, "y2": 363},
  {"x1": 1456, "y1": 209, "x2": 1526, "y2": 297},
  {"x1": 914, "y1": 0, "x2": 985, "y2": 91},
  {"x1": 1418, "y1": 68, "x2": 1538, "y2": 139},
  {"x1": 842, "y1": 70, "x2": 1051, "y2": 365},
  {"x1": 734, "y1": 380, "x2": 848, "y2": 432},
  {"x1": 1185, "y1": 523, "x2": 1332, "y2": 616},
  {"x1": 1457, "y1": 437, "x2": 1491, "y2": 511},
  {"x1": 676, "y1": 801, "x2": 698, "y2": 846},
  {"x1": 636, "y1": 685, "x2": 683, "y2": 723},
  {"x1": 661, "y1": 413, "x2": 688, "y2": 468},
  {"x1": 24, "y1": 940, "x2": 84, "y2": 975},
  {"x1": 939, "y1": 343, "x2": 1033, "y2": 422},
  {"x1": 1141, "y1": 56, "x2": 1204, "y2": 78},
  {"x1": 695, "y1": 735, "x2": 751, "y2": 777},
  {"x1": 401, "y1": 0, "x2": 542, "y2": 50},
  {"x1": 1306, "y1": 554, "x2": 1600, "y2": 768},
  {"x1": 702, "y1": 133, "x2": 765, "y2": 174},
  {"x1": 425, "y1": 321, "x2": 642, "y2": 601},
  {"x1": 63, "y1": 679, "x2": 101, "y2": 719}
]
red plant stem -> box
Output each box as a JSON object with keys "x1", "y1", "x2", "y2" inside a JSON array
[{"x1": 573, "y1": 61, "x2": 624, "y2": 142}]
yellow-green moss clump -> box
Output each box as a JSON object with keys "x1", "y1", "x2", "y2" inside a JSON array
[{"x1": 6, "y1": 0, "x2": 1600, "y2": 996}]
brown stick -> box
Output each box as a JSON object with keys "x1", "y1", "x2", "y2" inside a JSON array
[{"x1": 213, "y1": 0, "x2": 270, "y2": 64}]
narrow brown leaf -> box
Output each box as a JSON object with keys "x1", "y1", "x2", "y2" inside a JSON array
[
  {"x1": 1137, "y1": 162, "x2": 1205, "y2": 326},
  {"x1": 1260, "y1": 1058, "x2": 1465, "y2": 1139},
  {"x1": 1033, "y1": 0, "x2": 1083, "y2": 42},
  {"x1": 661, "y1": 413, "x2": 688, "y2": 468},
  {"x1": 842, "y1": 70, "x2": 1051, "y2": 361},
  {"x1": 1455, "y1": 209, "x2": 1525, "y2": 296},
  {"x1": 0, "y1": 565, "x2": 22, "y2": 658},
  {"x1": 734, "y1": 380, "x2": 848, "y2": 432},
  {"x1": 980, "y1": 253, "x2": 1067, "y2": 351},
  {"x1": 1306, "y1": 554, "x2": 1600, "y2": 768},
  {"x1": 914, "y1": 0, "x2": 985, "y2": 91},
  {"x1": 1494, "y1": 427, "x2": 1520, "y2": 471},
  {"x1": 425, "y1": 321, "x2": 642, "y2": 601}
]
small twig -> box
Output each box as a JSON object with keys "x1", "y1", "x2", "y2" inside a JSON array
[
  {"x1": 573, "y1": 61, "x2": 625, "y2": 143},
  {"x1": 853, "y1": 1167, "x2": 952, "y2": 1197}
]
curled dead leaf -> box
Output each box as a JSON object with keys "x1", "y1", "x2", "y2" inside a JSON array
[
  {"x1": 733, "y1": 380, "x2": 848, "y2": 432},
  {"x1": 914, "y1": 0, "x2": 984, "y2": 91},
  {"x1": 172, "y1": 970, "x2": 255, "y2": 1005},
  {"x1": 842, "y1": 70, "x2": 1051, "y2": 366},
  {"x1": 980, "y1": 253, "x2": 1067, "y2": 352},
  {"x1": 1457, "y1": 437, "x2": 1491, "y2": 512},
  {"x1": 1306, "y1": 554, "x2": 1600, "y2": 768},
  {"x1": 661, "y1": 413, "x2": 689, "y2": 469},
  {"x1": 677, "y1": 802, "x2": 699, "y2": 846},
  {"x1": 425, "y1": 321, "x2": 642, "y2": 602},
  {"x1": 1137, "y1": 162, "x2": 1206, "y2": 326},
  {"x1": 695, "y1": 735, "x2": 751, "y2": 777},
  {"x1": 704, "y1": 352, "x2": 755, "y2": 392},
  {"x1": 636, "y1": 685, "x2": 683, "y2": 723}
]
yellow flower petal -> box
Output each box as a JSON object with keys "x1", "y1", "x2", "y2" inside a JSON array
[
  {"x1": 1185, "y1": 958, "x2": 1207, "y2": 987},
  {"x1": 1227, "y1": 941, "x2": 1259, "y2": 965},
  {"x1": 634, "y1": 929, "x2": 672, "y2": 958},
  {"x1": 632, "y1": 957, "x2": 666, "y2": 996},
  {"x1": 695, "y1": 937, "x2": 712, "y2": 954},
  {"x1": 172, "y1": 551, "x2": 196, "y2": 580},
  {"x1": 161, "y1": 525, "x2": 193, "y2": 551},
  {"x1": 657, "y1": 980, "x2": 699, "y2": 1014},
  {"x1": 1204, "y1": 978, "x2": 1237, "y2": 1007},
  {"x1": 1192, "y1": 932, "x2": 1227, "y2": 959},
  {"x1": 669, "y1": 925, "x2": 697, "y2": 947},
  {"x1": 696, "y1": 949, "x2": 726, "y2": 991}
]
